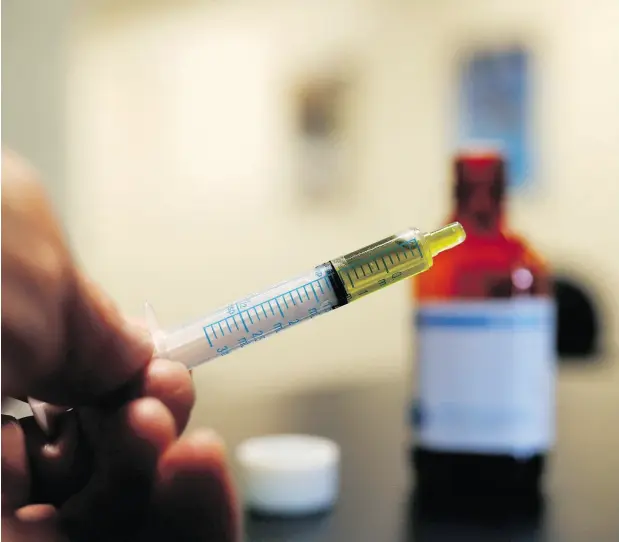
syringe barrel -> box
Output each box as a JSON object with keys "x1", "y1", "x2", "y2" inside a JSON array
[
  {"x1": 147, "y1": 223, "x2": 465, "y2": 370},
  {"x1": 149, "y1": 263, "x2": 347, "y2": 369}
]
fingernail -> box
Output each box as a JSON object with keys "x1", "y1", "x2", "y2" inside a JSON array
[
  {"x1": 124, "y1": 321, "x2": 155, "y2": 356},
  {"x1": 149, "y1": 358, "x2": 189, "y2": 375},
  {"x1": 192, "y1": 428, "x2": 226, "y2": 451},
  {"x1": 1, "y1": 414, "x2": 18, "y2": 426},
  {"x1": 173, "y1": 360, "x2": 191, "y2": 374},
  {"x1": 42, "y1": 413, "x2": 78, "y2": 460},
  {"x1": 28, "y1": 398, "x2": 70, "y2": 439}
]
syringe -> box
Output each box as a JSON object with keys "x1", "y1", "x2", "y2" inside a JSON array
[
  {"x1": 145, "y1": 223, "x2": 466, "y2": 370},
  {"x1": 21, "y1": 223, "x2": 466, "y2": 432}
]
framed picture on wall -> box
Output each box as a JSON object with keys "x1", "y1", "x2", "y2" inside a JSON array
[
  {"x1": 293, "y1": 76, "x2": 353, "y2": 204},
  {"x1": 456, "y1": 46, "x2": 533, "y2": 190}
]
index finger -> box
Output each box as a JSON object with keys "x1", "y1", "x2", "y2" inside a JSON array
[{"x1": 24, "y1": 271, "x2": 153, "y2": 406}]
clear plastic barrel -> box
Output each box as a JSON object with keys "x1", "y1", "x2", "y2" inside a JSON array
[{"x1": 147, "y1": 264, "x2": 340, "y2": 369}]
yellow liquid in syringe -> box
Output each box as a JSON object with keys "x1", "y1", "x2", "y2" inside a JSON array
[{"x1": 330, "y1": 223, "x2": 466, "y2": 303}]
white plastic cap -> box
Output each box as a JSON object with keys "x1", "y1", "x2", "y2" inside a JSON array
[{"x1": 235, "y1": 434, "x2": 340, "y2": 516}]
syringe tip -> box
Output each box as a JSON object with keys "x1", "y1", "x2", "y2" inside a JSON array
[{"x1": 425, "y1": 222, "x2": 466, "y2": 257}]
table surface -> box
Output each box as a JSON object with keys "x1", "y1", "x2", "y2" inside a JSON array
[{"x1": 196, "y1": 357, "x2": 619, "y2": 542}]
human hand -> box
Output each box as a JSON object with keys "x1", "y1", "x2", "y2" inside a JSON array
[{"x1": 1, "y1": 149, "x2": 238, "y2": 541}]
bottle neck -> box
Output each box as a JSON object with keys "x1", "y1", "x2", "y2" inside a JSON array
[
  {"x1": 454, "y1": 202, "x2": 505, "y2": 237},
  {"x1": 453, "y1": 153, "x2": 506, "y2": 237}
]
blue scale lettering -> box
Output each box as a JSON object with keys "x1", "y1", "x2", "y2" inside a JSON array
[
  {"x1": 203, "y1": 277, "x2": 329, "y2": 348},
  {"x1": 310, "y1": 282, "x2": 319, "y2": 301},
  {"x1": 236, "y1": 303, "x2": 249, "y2": 332},
  {"x1": 203, "y1": 327, "x2": 213, "y2": 347}
]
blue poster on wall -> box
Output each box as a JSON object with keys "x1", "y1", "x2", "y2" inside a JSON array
[{"x1": 457, "y1": 47, "x2": 532, "y2": 190}]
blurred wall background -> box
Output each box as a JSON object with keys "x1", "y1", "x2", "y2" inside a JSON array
[
  {"x1": 2, "y1": 0, "x2": 72, "y2": 214},
  {"x1": 3, "y1": 0, "x2": 619, "y2": 408}
]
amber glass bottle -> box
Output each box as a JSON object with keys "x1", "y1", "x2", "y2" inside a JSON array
[{"x1": 410, "y1": 150, "x2": 556, "y2": 508}]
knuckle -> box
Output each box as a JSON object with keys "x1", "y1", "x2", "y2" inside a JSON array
[{"x1": 37, "y1": 246, "x2": 68, "y2": 293}]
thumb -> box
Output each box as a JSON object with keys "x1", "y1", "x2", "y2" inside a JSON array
[{"x1": 27, "y1": 270, "x2": 153, "y2": 406}]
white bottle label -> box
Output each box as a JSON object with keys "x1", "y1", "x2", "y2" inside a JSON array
[{"x1": 412, "y1": 298, "x2": 556, "y2": 457}]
